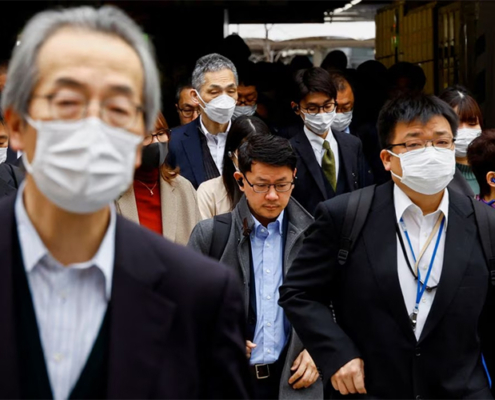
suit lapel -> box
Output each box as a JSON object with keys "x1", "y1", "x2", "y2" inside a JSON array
[
  {"x1": 362, "y1": 182, "x2": 417, "y2": 342},
  {"x1": 107, "y1": 217, "x2": 176, "y2": 399},
  {"x1": 419, "y1": 199, "x2": 475, "y2": 343},
  {"x1": 160, "y1": 177, "x2": 177, "y2": 242},
  {"x1": 182, "y1": 120, "x2": 205, "y2": 186},
  {"x1": 294, "y1": 132, "x2": 327, "y2": 199},
  {"x1": 334, "y1": 131, "x2": 357, "y2": 190},
  {"x1": 0, "y1": 196, "x2": 20, "y2": 397},
  {"x1": 115, "y1": 186, "x2": 139, "y2": 225}
]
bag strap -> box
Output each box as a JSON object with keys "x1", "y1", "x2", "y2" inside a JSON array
[
  {"x1": 470, "y1": 197, "x2": 495, "y2": 287},
  {"x1": 209, "y1": 212, "x2": 233, "y2": 261},
  {"x1": 338, "y1": 185, "x2": 376, "y2": 266}
]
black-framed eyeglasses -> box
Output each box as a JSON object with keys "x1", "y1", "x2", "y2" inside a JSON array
[
  {"x1": 244, "y1": 175, "x2": 295, "y2": 193},
  {"x1": 143, "y1": 128, "x2": 171, "y2": 146},
  {"x1": 387, "y1": 137, "x2": 455, "y2": 153},
  {"x1": 300, "y1": 102, "x2": 337, "y2": 116},
  {"x1": 177, "y1": 106, "x2": 200, "y2": 118},
  {"x1": 32, "y1": 91, "x2": 144, "y2": 130}
]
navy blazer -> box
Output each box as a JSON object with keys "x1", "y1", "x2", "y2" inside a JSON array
[
  {"x1": 290, "y1": 128, "x2": 365, "y2": 216},
  {"x1": 0, "y1": 193, "x2": 252, "y2": 399},
  {"x1": 168, "y1": 118, "x2": 207, "y2": 189}
]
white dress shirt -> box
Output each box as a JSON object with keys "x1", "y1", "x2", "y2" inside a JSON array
[
  {"x1": 394, "y1": 184, "x2": 449, "y2": 340},
  {"x1": 304, "y1": 125, "x2": 340, "y2": 178},
  {"x1": 15, "y1": 184, "x2": 116, "y2": 400},
  {"x1": 199, "y1": 116, "x2": 230, "y2": 174}
]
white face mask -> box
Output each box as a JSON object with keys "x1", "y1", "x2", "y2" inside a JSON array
[
  {"x1": 455, "y1": 128, "x2": 481, "y2": 158},
  {"x1": 302, "y1": 110, "x2": 336, "y2": 136},
  {"x1": 388, "y1": 147, "x2": 455, "y2": 195},
  {"x1": 195, "y1": 90, "x2": 236, "y2": 124},
  {"x1": 24, "y1": 116, "x2": 142, "y2": 214},
  {"x1": 232, "y1": 105, "x2": 257, "y2": 120},
  {"x1": 332, "y1": 111, "x2": 353, "y2": 132},
  {"x1": 0, "y1": 147, "x2": 6, "y2": 164}
]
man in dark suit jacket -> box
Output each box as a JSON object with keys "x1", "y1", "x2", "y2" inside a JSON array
[
  {"x1": 289, "y1": 67, "x2": 366, "y2": 216},
  {"x1": 0, "y1": 162, "x2": 23, "y2": 199},
  {"x1": 279, "y1": 93, "x2": 495, "y2": 399},
  {"x1": 0, "y1": 6, "x2": 251, "y2": 399},
  {"x1": 168, "y1": 53, "x2": 238, "y2": 189}
]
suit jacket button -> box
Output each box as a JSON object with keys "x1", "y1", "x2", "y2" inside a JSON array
[{"x1": 415, "y1": 347, "x2": 421, "y2": 356}]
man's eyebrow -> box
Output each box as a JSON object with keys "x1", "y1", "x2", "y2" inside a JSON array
[
  {"x1": 53, "y1": 78, "x2": 135, "y2": 97},
  {"x1": 207, "y1": 83, "x2": 237, "y2": 90},
  {"x1": 0, "y1": 134, "x2": 8, "y2": 141},
  {"x1": 106, "y1": 84, "x2": 135, "y2": 97},
  {"x1": 404, "y1": 131, "x2": 422, "y2": 139},
  {"x1": 53, "y1": 77, "x2": 85, "y2": 90},
  {"x1": 434, "y1": 130, "x2": 451, "y2": 136}
]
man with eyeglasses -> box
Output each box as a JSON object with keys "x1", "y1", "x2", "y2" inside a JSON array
[
  {"x1": 0, "y1": 5, "x2": 251, "y2": 399},
  {"x1": 175, "y1": 83, "x2": 200, "y2": 126},
  {"x1": 289, "y1": 67, "x2": 366, "y2": 216},
  {"x1": 280, "y1": 93, "x2": 495, "y2": 399},
  {"x1": 189, "y1": 133, "x2": 323, "y2": 400}
]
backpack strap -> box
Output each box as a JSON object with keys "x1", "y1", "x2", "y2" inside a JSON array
[
  {"x1": 338, "y1": 185, "x2": 376, "y2": 266},
  {"x1": 209, "y1": 212, "x2": 233, "y2": 261},
  {"x1": 470, "y1": 197, "x2": 495, "y2": 287}
]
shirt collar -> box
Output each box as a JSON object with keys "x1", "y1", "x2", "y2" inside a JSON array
[
  {"x1": 15, "y1": 182, "x2": 116, "y2": 300},
  {"x1": 393, "y1": 184, "x2": 450, "y2": 227},
  {"x1": 303, "y1": 125, "x2": 333, "y2": 150},
  {"x1": 251, "y1": 209, "x2": 285, "y2": 236},
  {"x1": 199, "y1": 115, "x2": 231, "y2": 137}
]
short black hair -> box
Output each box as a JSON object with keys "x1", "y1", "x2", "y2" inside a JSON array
[
  {"x1": 387, "y1": 62, "x2": 426, "y2": 93},
  {"x1": 377, "y1": 93, "x2": 459, "y2": 148},
  {"x1": 292, "y1": 67, "x2": 337, "y2": 103},
  {"x1": 175, "y1": 82, "x2": 193, "y2": 103},
  {"x1": 236, "y1": 61, "x2": 258, "y2": 88},
  {"x1": 237, "y1": 133, "x2": 297, "y2": 176},
  {"x1": 467, "y1": 129, "x2": 495, "y2": 198},
  {"x1": 321, "y1": 50, "x2": 348, "y2": 72}
]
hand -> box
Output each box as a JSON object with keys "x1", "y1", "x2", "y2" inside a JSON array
[
  {"x1": 246, "y1": 340, "x2": 256, "y2": 359},
  {"x1": 288, "y1": 350, "x2": 319, "y2": 389},
  {"x1": 331, "y1": 358, "x2": 366, "y2": 395}
]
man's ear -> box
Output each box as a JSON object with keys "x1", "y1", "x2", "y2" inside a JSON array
[
  {"x1": 4, "y1": 107, "x2": 25, "y2": 152},
  {"x1": 486, "y1": 171, "x2": 495, "y2": 188},
  {"x1": 191, "y1": 89, "x2": 200, "y2": 106},
  {"x1": 291, "y1": 101, "x2": 300, "y2": 115},
  {"x1": 380, "y1": 149, "x2": 392, "y2": 172},
  {"x1": 233, "y1": 171, "x2": 245, "y2": 192}
]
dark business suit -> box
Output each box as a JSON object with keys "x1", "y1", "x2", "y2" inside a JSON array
[
  {"x1": 279, "y1": 181, "x2": 495, "y2": 399},
  {"x1": 290, "y1": 128, "x2": 365, "y2": 216},
  {"x1": 0, "y1": 194, "x2": 251, "y2": 399},
  {"x1": 168, "y1": 118, "x2": 207, "y2": 189},
  {"x1": 0, "y1": 162, "x2": 23, "y2": 199}
]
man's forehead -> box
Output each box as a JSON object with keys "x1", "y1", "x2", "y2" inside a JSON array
[
  {"x1": 396, "y1": 115, "x2": 452, "y2": 134},
  {"x1": 203, "y1": 69, "x2": 236, "y2": 86},
  {"x1": 35, "y1": 28, "x2": 143, "y2": 96}
]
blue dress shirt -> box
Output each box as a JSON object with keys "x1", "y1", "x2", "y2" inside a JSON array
[{"x1": 249, "y1": 210, "x2": 289, "y2": 365}]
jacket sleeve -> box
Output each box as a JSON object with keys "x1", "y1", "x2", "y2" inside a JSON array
[
  {"x1": 205, "y1": 269, "x2": 253, "y2": 399},
  {"x1": 278, "y1": 201, "x2": 362, "y2": 383},
  {"x1": 187, "y1": 219, "x2": 214, "y2": 256}
]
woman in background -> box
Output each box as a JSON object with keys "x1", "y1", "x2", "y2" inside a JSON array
[
  {"x1": 116, "y1": 112, "x2": 200, "y2": 244},
  {"x1": 439, "y1": 85, "x2": 483, "y2": 195},
  {"x1": 197, "y1": 116, "x2": 270, "y2": 220}
]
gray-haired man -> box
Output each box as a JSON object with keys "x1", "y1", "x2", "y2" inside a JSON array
[
  {"x1": 167, "y1": 53, "x2": 238, "y2": 189},
  {"x1": 0, "y1": 6, "x2": 251, "y2": 399}
]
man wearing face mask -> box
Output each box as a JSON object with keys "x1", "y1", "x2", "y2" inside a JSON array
[
  {"x1": 289, "y1": 67, "x2": 365, "y2": 216},
  {"x1": 0, "y1": 6, "x2": 252, "y2": 399},
  {"x1": 116, "y1": 112, "x2": 200, "y2": 245},
  {"x1": 279, "y1": 93, "x2": 495, "y2": 399},
  {"x1": 233, "y1": 62, "x2": 258, "y2": 121},
  {"x1": 168, "y1": 53, "x2": 238, "y2": 189}
]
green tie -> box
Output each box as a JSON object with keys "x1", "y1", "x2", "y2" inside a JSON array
[{"x1": 322, "y1": 140, "x2": 337, "y2": 191}]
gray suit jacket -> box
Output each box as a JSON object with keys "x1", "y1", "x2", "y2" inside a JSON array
[{"x1": 188, "y1": 196, "x2": 323, "y2": 400}]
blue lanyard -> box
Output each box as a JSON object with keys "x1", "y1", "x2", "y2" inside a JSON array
[{"x1": 399, "y1": 216, "x2": 445, "y2": 329}]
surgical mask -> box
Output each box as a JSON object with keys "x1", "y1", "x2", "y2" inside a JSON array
[
  {"x1": 232, "y1": 104, "x2": 257, "y2": 120},
  {"x1": 455, "y1": 128, "x2": 481, "y2": 158},
  {"x1": 388, "y1": 147, "x2": 455, "y2": 195},
  {"x1": 141, "y1": 142, "x2": 168, "y2": 170},
  {"x1": 195, "y1": 90, "x2": 236, "y2": 124},
  {"x1": 23, "y1": 116, "x2": 142, "y2": 214},
  {"x1": 302, "y1": 110, "x2": 336, "y2": 136},
  {"x1": 332, "y1": 111, "x2": 353, "y2": 132},
  {"x1": 0, "y1": 147, "x2": 6, "y2": 164}
]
